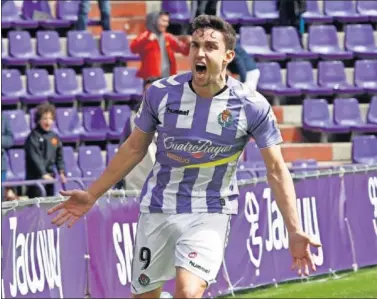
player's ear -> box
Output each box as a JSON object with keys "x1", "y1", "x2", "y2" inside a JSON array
[{"x1": 224, "y1": 50, "x2": 235, "y2": 64}]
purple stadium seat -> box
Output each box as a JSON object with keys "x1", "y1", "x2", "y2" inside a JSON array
[
  {"x1": 236, "y1": 168, "x2": 257, "y2": 181},
  {"x1": 30, "y1": 31, "x2": 61, "y2": 67},
  {"x1": 2, "y1": 110, "x2": 30, "y2": 146},
  {"x1": 62, "y1": 146, "x2": 82, "y2": 178},
  {"x1": 8, "y1": 149, "x2": 26, "y2": 180},
  {"x1": 100, "y1": 31, "x2": 139, "y2": 62},
  {"x1": 55, "y1": 107, "x2": 83, "y2": 143},
  {"x1": 51, "y1": 68, "x2": 80, "y2": 104},
  {"x1": 107, "y1": 105, "x2": 132, "y2": 141},
  {"x1": 286, "y1": 61, "x2": 333, "y2": 96},
  {"x1": 356, "y1": 1, "x2": 377, "y2": 22},
  {"x1": 1, "y1": 0, "x2": 38, "y2": 29},
  {"x1": 252, "y1": 0, "x2": 278, "y2": 22},
  {"x1": 161, "y1": 0, "x2": 190, "y2": 23},
  {"x1": 333, "y1": 98, "x2": 377, "y2": 133},
  {"x1": 29, "y1": 108, "x2": 58, "y2": 132},
  {"x1": 78, "y1": 68, "x2": 108, "y2": 103},
  {"x1": 55, "y1": 0, "x2": 100, "y2": 26},
  {"x1": 81, "y1": 107, "x2": 108, "y2": 142},
  {"x1": 4, "y1": 154, "x2": 17, "y2": 182},
  {"x1": 345, "y1": 24, "x2": 377, "y2": 59},
  {"x1": 308, "y1": 25, "x2": 354, "y2": 60},
  {"x1": 3, "y1": 31, "x2": 35, "y2": 66},
  {"x1": 22, "y1": 69, "x2": 54, "y2": 105},
  {"x1": 21, "y1": 0, "x2": 70, "y2": 28},
  {"x1": 219, "y1": 0, "x2": 264, "y2": 25},
  {"x1": 324, "y1": 0, "x2": 369, "y2": 23},
  {"x1": 302, "y1": 99, "x2": 350, "y2": 133},
  {"x1": 2, "y1": 69, "x2": 24, "y2": 106},
  {"x1": 352, "y1": 135, "x2": 377, "y2": 164},
  {"x1": 107, "y1": 67, "x2": 143, "y2": 101},
  {"x1": 291, "y1": 159, "x2": 318, "y2": 175},
  {"x1": 244, "y1": 141, "x2": 264, "y2": 163},
  {"x1": 257, "y1": 62, "x2": 301, "y2": 96},
  {"x1": 318, "y1": 61, "x2": 363, "y2": 95},
  {"x1": 63, "y1": 31, "x2": 115, "y2": 65},
  {"x1": 240, "y1": 27, "x2": 286, "y2": 61},
  {"x1": 271, "y1": 26, "x2": 318, "y2": 59},
  {"x1": 106, "y1": 144, "x2": 119, "y2": 165},
  {"x1": 367, "y1": 97, "x2": 377, "y2": 124},
  {"x1": 354, "y1": 60, "x2": 377, "y2": 94},
  {"x1": 78, "y1": 145, "x2": 105, "y2": 175},
  {"x1": 302, "y1": 0, "x2": 333, "y2": 23}
]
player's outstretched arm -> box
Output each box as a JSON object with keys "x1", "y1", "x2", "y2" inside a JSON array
[
  {"x1": 260, "y1": 145, "x2": 322, "y2": 276},
  {"x1": 47, "y1": 128, "x2": 154, "y2": 227}
]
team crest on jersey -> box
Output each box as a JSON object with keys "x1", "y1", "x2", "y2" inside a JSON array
[
  {"x1": 218, "y1": 109, "x2": 233, "y2": 128},
  {"x1": 138, "y1": 274, "x2": 150, "y2": 286}
]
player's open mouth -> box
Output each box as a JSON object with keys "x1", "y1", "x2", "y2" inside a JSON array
[{"x1": 195, "y1": 63, "x2": 207, "y2": 74}]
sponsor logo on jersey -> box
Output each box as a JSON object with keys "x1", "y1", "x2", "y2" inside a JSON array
[
  {"x1": 163, "y1": 134, "x2": 232, "y2": 160},
  {"x1": 189, "y1": 261, "x2": 210, "y2": 274},
  {"x1": 188, "y1": 252, "x2": 197, "y2": 259},
  {"x1": 51, "y1": 137, "x2": 59, "y2": 146},
  {"x1": 167, "y1": 107, "x2": 189, "y2": 116},
  {"x1": 138, "y1": 274, "x2": 150, "y2": 286},
  {"x1": 166, "y1": 152, "x2": 190, "y2": 164},
  {"x1": 218, "y1": 109, "x2": 233, "y2": 128}
]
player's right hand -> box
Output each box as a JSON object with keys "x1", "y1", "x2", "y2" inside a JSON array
[
  {"x1": 149, "y1": 33, "x2": 157, "y2": 40},
  {"x1": 47, "y1": 190, "x2": 96, "y2": 228}
]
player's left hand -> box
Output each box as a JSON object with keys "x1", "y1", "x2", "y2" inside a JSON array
[{"x1": 289, "y1": 231, "x2": 322, "y2": 277}]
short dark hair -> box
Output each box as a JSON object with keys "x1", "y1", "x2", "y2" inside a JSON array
[
  {"x1": 191, "y1": 15, "x2": 236, "y2": 50},
  {"x1": 35, "y1": 102, "x2": 56, "y2": 124},
  {"x1": 159, "y1": 11, "x2": 169, "y2": 17}
]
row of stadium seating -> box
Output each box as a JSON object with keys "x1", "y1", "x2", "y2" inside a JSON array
[
  {"x1": 2, "y1": 0, "x2": 377, "y2": 30},
  {"x1": 4, "y1": 134, "x2": 377, "y2": 188},
  {"x1": 2, "y1": 25, "x2": 376, "y2": 68}
]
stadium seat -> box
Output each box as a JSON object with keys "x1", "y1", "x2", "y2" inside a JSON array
[
  {"x1": 161, "y1": 0, "x2": 190, "y2": 23},
  {"x1": 56, "y1": 0, "x2": 100, "y2": 26},
  {"x1": 318, "y1": 61, "x2": 364, "y2": 95},
  {"x1": 22, "y1": 0, "x2": 71, "y2": 29},
  {"x1": 107, "y1": 67, "x2": 143, "y2": 101},
  {"x1": 22, "y1": 69, "x2": 54, "y2": 105},
  {"x1": 239, "y1": 27, "x2": 286, "y2": 61},
  {"x1": 308, "y1": 25, "x2": 354, "y2": 60},
  {"x1": 52, "y1": 68, "x2": 81, "y2": 104},
  {"x1": 3, "y1": 31, "x2": 35, "y2": 66},
  {"x1": 237, "y1": 161, "x2": 258, "y2": 178},
  {"x1": 345, "y1": 24, "x2": 377, "y2": 59},
  {"x1": 302, "y1": 99, "x2": 350, "y2": 133},
  {"x1": 243, "y1": 142, "x2": 264, "y2": 164},
  {"x1": 286, "y1": 61, "x2": 333, "y2": 96},
  {"x1": 101, "y1": 31, "x2": 139, "y2": 62},
  {"x1": 55, "y1": 107, "x2": 83, "y2": 143},
  {"x1": 252, "y1": 0, "x2": 278, "y2": 22},
  {"x1": 352, "y1": 135, "x2": 377, "y2": 164},
  {"x1": 2, "y1": 110, "x2": 30, "y2": 145},
  {"x1": 64, "y1": 31, "x2": 115, "y2": 65},
  {"x1": 302, "y1": 0, "x2": 333, "y2": 23},
  {"x1": 81, "y1": 107, "x2": 108, "y2": 142},
  {"x1": 367, "y1": 97, "x2": 377, "y2": 124},
  {"x1": 8, "y1": 149, "x2": 26, "y2": 180},
  {"x1": 4, "y1": 154, "x2": 17, "y2": 182},
  {"x1": 219, "y1": 0, "x2": 264, "y2": 25},
  {"x1": 30, "y1": 31, "x2": 62, "y2": 67},
  {"x1": 324, "y1": 0, "x2": 369, "y2": 23},
  {"x1": 257, "y1": 62, "x2": 302, "y2": 96},
  {"x1": 356, "y1": 0, "x2": 377, "y2": 22},
  {"x1": 78, "y1": 68, "x2": 108, "y2": 103},
  {"x1": 271, "y1": 26, "x2": 318, "y2": 59},
  {"x1": 1, "y1": 0, "x2": 38, "y2": 29},
  {"x1": 354, "y1": 60, "x2": 377, "y2": 94},
  {"x1": 2, "y1": 69, "x2": 24, "y2": 106},
  {"x1": 106, "y1": 144, "x2": 119, "y2": 165},
  {"x1": 107, "y1": 105, "x2": 132, "y2": 141},
  {"x1": 78, "y1": 145, "x2": 105, "y2": 176},
  {"x1": 333, "y1": 98, "x2": 377, "y2": 132},
  {"x1": 291, "y1": 159, "x2": 318, "y2": 175},
  {"x1": 63, "y1": 146, "x2": 82, "y2": 178}
]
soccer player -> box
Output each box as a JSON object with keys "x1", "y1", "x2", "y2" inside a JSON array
[{"x1": 48, "y1": 15, "x2": 321, "y2": 299}]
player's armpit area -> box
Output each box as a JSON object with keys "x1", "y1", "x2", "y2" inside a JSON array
[{"x1": 122, "y1": 127, "x2": 155, "y2": 154}]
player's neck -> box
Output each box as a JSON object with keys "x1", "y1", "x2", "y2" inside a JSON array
[{"x1": 192, "y1": 73, "x2": 228, "y2": 99}]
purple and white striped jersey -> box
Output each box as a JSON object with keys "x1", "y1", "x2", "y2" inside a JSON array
[{"x1": 134, "y1": 72, "x2": 282, "y2": 214}]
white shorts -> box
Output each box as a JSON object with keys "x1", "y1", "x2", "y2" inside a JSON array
[{"x1": 131, "y1": 213, "x2": 231, "y2": 295}]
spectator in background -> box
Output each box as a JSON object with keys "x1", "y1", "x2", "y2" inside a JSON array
[
  {"x1": 278, "y1": 0, "x2": 306, "y2": 35},
  {"x1": 76, "y1": 0, "x2": 111, "y2": 31},
  {"x1": 1, "y1": 114, "x2": 14, "y2": 201},
  {"x1": 227, "y1": 40, "x2": 260, "y2": 90},
  {"x1": 25, "y1": 103, "x2": 66, "y2": 198},
  {"x1": 130, "y1": 11, "x2": 191, "y2": 81},
  {"x1": 191, "y1": 0, "x2": 218, "y2": 19}
]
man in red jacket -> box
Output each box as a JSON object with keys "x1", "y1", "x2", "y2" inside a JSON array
[{"x1": 130, "y1": 11, "x2": 191, "y2": 80}]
